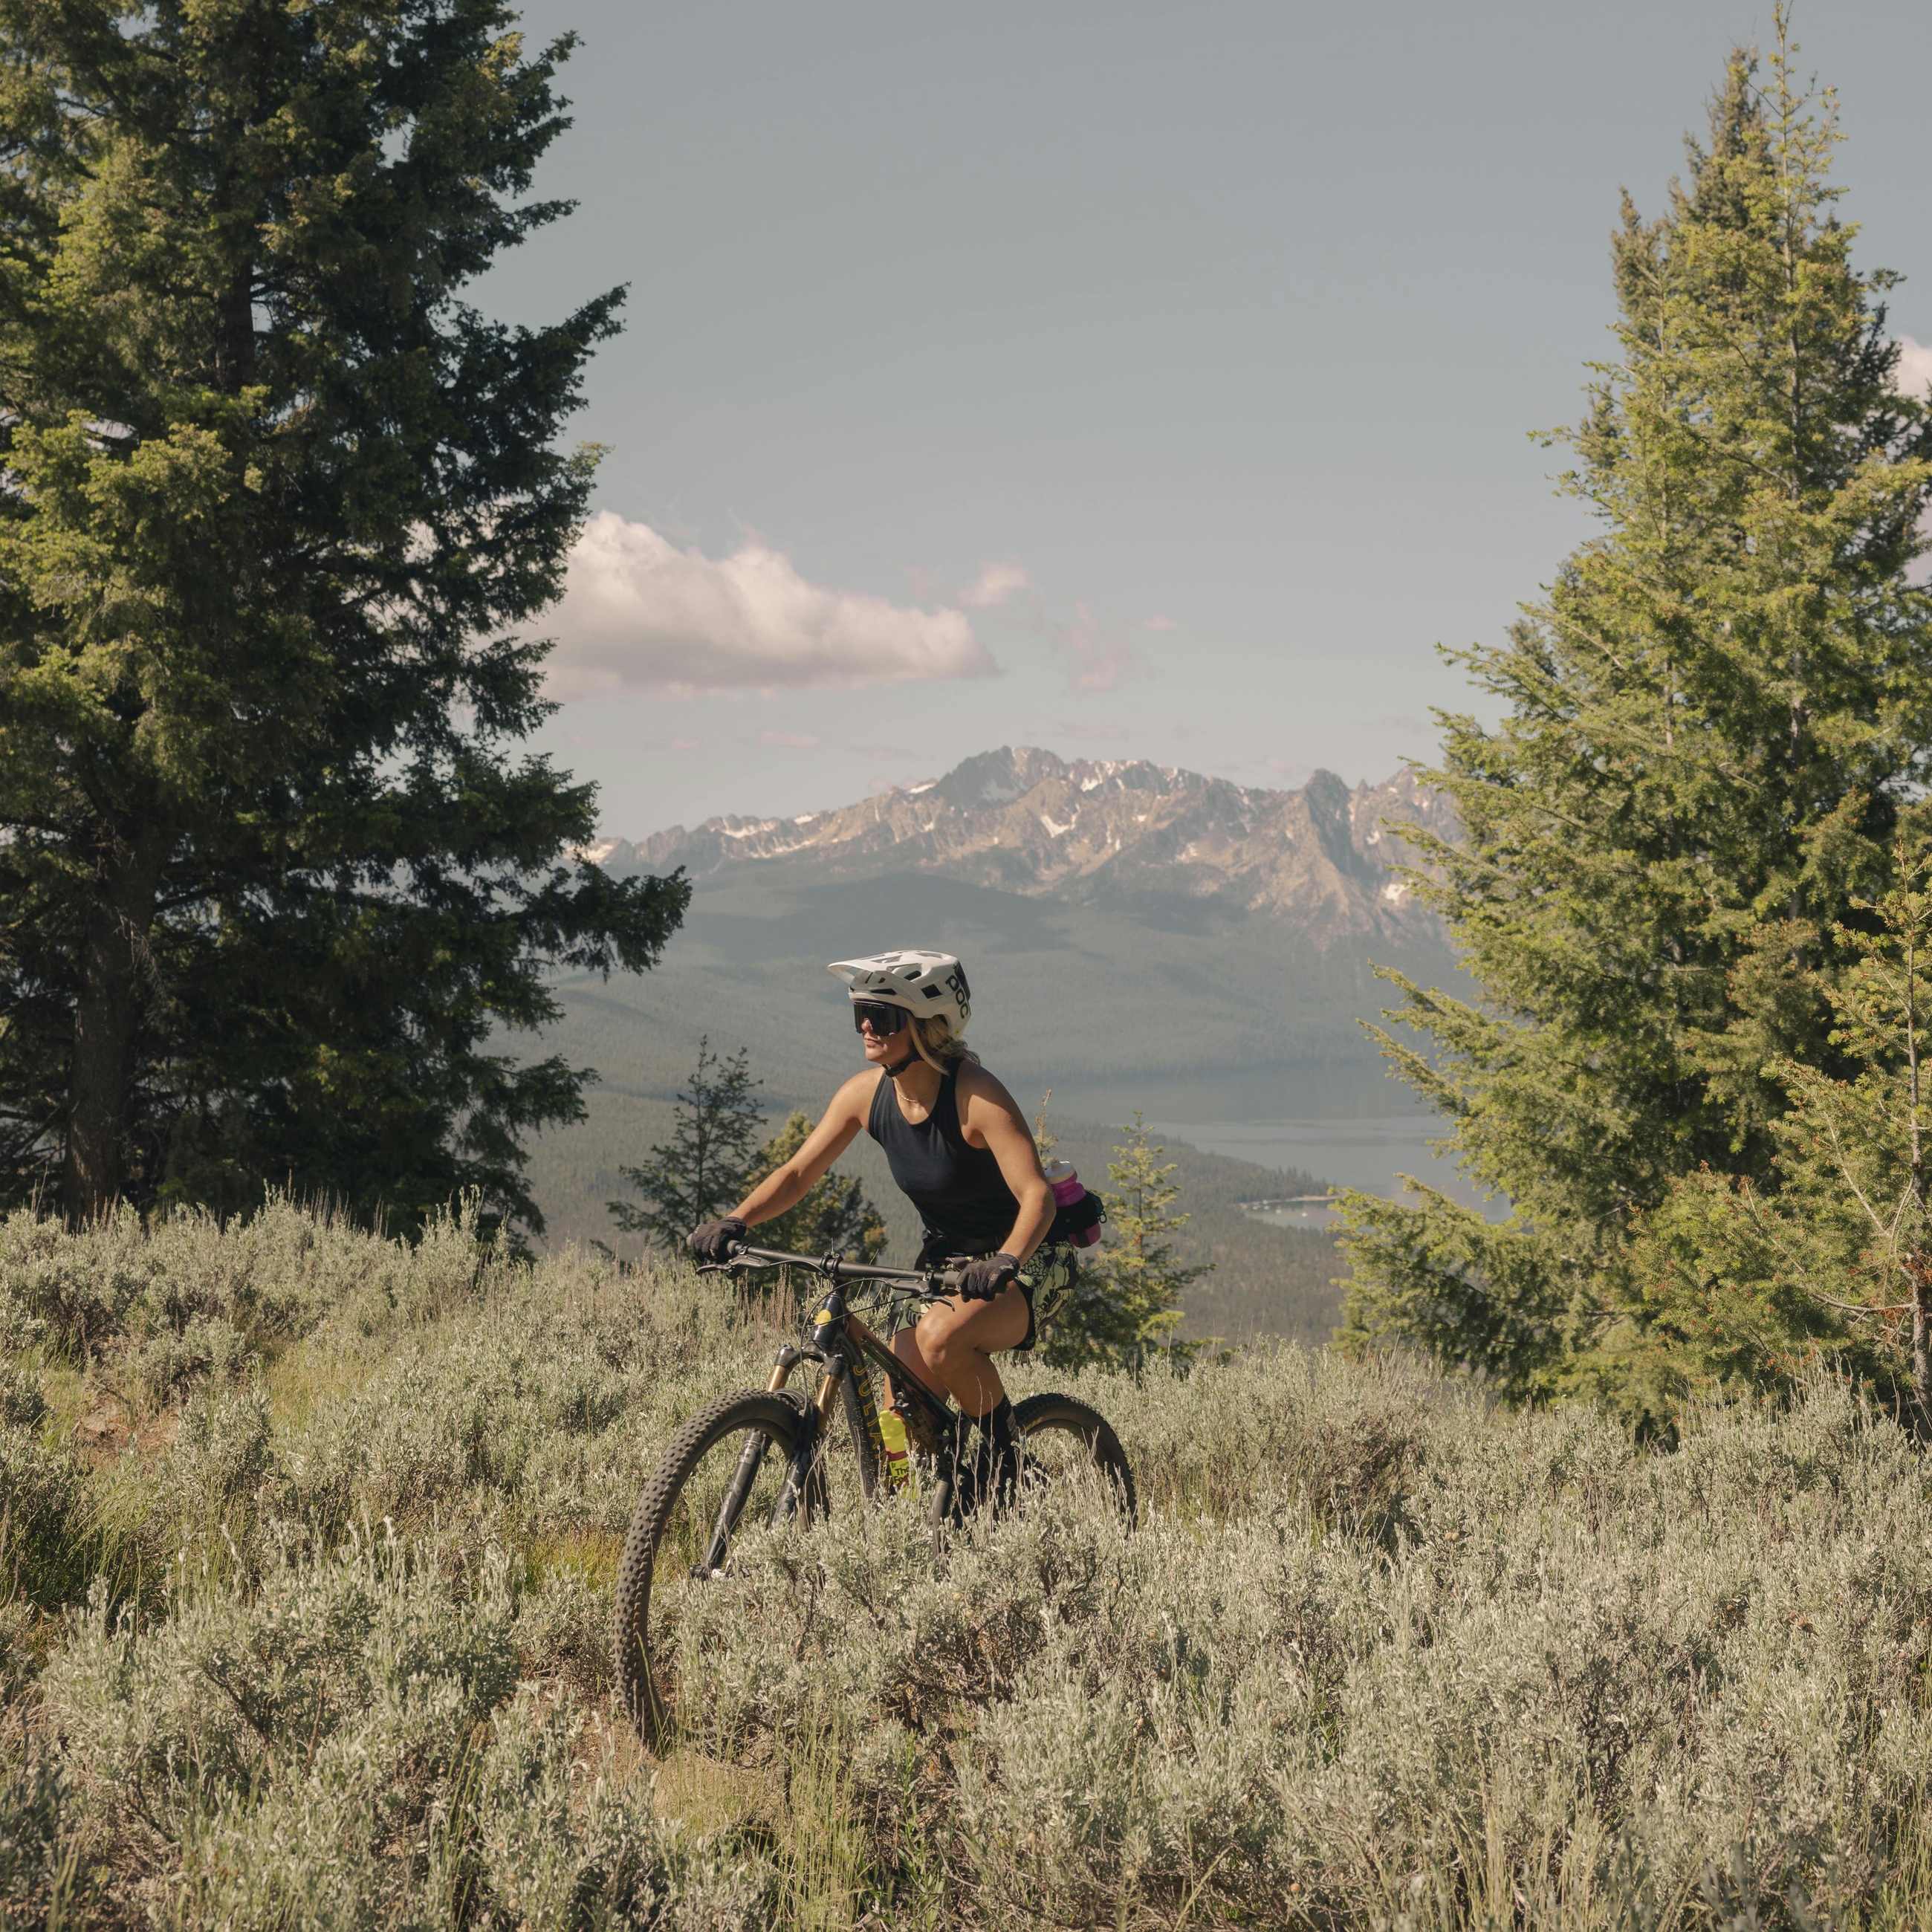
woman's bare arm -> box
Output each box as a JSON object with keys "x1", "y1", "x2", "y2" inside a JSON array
[
  {"x1": 727, "y1": 1072, "x2": 875, "y2": 1228},
  {"x1": 956, "y1": 1065, "x2": 1056, "y2": 1262}
]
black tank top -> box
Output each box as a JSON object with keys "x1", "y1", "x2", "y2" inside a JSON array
[{"x1": 867, "y1": 1066, "x2": 1020, "y2": 1254}]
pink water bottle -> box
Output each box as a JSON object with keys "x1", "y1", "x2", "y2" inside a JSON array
[{"x1": 1044, "y1": 1158, "x2": 1105, "y2": 1248}]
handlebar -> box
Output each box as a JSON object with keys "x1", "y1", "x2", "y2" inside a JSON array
[{"x1": 713, "y1": 1242, "x2": 963, "y2": 1298}]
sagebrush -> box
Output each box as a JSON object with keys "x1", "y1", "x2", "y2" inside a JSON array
[{"x1": 2, "y1": 1200, "x2": 1930, "y2": 1928}]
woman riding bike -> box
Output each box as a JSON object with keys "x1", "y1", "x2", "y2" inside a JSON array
[{"x1": 687, "y1": 948, "x2": 1077, "y2": 1496}]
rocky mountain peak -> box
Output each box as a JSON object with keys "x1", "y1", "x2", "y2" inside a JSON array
[
  {"x1": 931, "y1": 745, "x2": 1072, "y2": 809},
  {"x1": 591, "y1": 747, "x2": 1456, "y2": 944}
]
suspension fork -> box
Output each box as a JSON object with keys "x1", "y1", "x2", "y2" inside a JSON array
[
  {"x1": 695, "y1": 1341, "x2": 805, "y2": 1576},
  {"x1": 769, "y1": 1349, "x2": 844, "y2": 1526},
  {"x1": 698, "y1": 1306, "x2": 878, "y2": 1572},
  {"x1": 715, "y1": 1332, "x2": 847, "y2": 1548}
]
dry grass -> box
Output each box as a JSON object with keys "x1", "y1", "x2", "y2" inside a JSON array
[{"x1": 1, "y1": 1199, "x2": 1931, "y2": 1928}]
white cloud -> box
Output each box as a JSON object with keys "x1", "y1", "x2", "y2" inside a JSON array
[
  {"x1": 1896, "y1": 336, "x2": 1932, "y2": 399},
  {"x1": 959, "y1": 561, "x2": 1031, "y2": 609},
  {"x1": 545, "y1": 512, "x2": 996, "y2": 698}
]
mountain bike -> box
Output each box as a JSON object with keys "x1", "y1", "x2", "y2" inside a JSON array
[{"x1": 613, "y1": 1242, "x2": 1135, "y2": 1749}]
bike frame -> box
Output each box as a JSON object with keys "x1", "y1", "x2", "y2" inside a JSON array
[{"x1": 694, "y1": 1246, "x2": 965, "y2": 1567}]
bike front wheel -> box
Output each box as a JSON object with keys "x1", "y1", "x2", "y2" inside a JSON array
[{"x1": 614, "y1": 1389, "x2": 823, "y2": 1750}]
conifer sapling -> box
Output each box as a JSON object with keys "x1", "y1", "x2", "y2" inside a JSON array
[
  {"x1": 743, "y1": 1111, "x2": 888, "y2": 1264},
  {"x1": 1043, "y1": 1114, "x2": 1208, "y2": 1371},
  {"x1": 609, "y1": 1040, "x2": 763, "y2": 1251}
]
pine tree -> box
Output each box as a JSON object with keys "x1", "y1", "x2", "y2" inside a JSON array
[
  {"x1": 1625, "y1": 829, "x2": 1932, "y2": 1424},
  {"x1": 0, "y1": 0, "x2": 689, "y2": 1235},
  {"x1": 1043, "y1": 1115, "x2": 1208, "y2": 1371},
  {"x1": 1339, "y1": 18, "x2": 1932, "y2": 1406},
  {"x1": 609, "y1": 1040, "x2": 763, "y2": 1250},
  {"x1": 749, "y1": 1112, "x2": 888, "y2": 1263}
]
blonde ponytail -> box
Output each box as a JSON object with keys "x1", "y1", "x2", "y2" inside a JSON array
[{"x1": 908, "y1": 1013, "x2": 979, "y2": 1073}]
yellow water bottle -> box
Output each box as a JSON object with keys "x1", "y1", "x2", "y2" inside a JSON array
[{"x1": 878, "y1": 1405, "x2": 910, "y2": 1491}]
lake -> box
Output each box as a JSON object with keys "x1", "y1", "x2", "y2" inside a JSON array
[{"x1": 1147, "y1": 1113, "x2": 1509, "y2": 1228}]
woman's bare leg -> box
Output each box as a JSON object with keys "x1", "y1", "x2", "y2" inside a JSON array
[{"x1": 890, "y1": 1283, "x2": 1028, "y2": 1416}]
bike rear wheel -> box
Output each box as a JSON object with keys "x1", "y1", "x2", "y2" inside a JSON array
[
  {"x1": 1012, "y1": 1393, "x2": 1138, "y2": 1526},
  {"x1": 936, "y1": 1393, "x2": 1138, "y2": 1526},
  {"x1": 614, "y1": 1389, "x2": 823, "y2": 1749}
]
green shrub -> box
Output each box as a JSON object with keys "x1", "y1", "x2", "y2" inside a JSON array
[
  {"x1": 0, "y1": 1751, "x2": 66, "y2": 1925},
  {"x1": 0, "y1": 1361, "x2": 45, "y2": 1432},
  {"x1": 0, "y1": 1422, "x2": 84, "y2": 1610}
]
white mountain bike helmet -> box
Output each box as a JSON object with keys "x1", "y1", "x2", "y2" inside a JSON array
[{"x1": 828, "y1": 950, "x2": 972, "y2": 1035}]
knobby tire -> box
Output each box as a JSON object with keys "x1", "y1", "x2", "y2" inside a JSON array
[
  {"x1": 614, "y1": 1389, "x2": 819, "y2": 1751},
  {"x1": 1012, "y1": 1392, "x2": 1138, "y2": 1526}
]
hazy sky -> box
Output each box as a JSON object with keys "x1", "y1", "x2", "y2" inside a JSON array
[{"x1": 473, "y1": 1, "x2": 1932, "y2": 838}]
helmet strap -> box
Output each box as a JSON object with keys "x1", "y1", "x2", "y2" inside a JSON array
[{"x1": 883, "y1": 1046, "x2": 918, "y2": 1077}]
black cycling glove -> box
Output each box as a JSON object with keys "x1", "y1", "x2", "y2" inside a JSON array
[
  {"x1": 688, "y1": 1217, "x2": 746, "y2": 1264},
  {"x1": 956, "y1": 1251, "x2": 1020, "y2": 1301}
]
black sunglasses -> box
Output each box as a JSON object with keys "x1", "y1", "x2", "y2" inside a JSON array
[{"x1": 851, "y1": 999, "x2": 910, "y2": 1037}]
